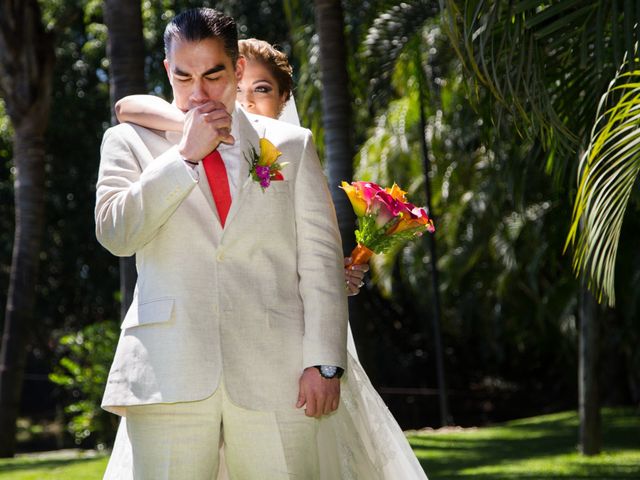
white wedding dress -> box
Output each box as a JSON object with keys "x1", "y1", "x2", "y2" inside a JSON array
[{"x1": 103, "y1": 98, "x2": 428, "y2": 479}]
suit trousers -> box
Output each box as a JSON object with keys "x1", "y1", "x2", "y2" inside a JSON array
[{"x1": 125, "y1": 381, "x2": 320, "y2": 480}]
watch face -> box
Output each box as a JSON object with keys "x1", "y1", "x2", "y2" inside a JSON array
[{"x1": 320, "y1": 365, "x2": 338, "y2": 378}]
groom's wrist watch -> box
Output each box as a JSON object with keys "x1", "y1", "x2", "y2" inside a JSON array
[{"x1": 314, "y1": 365, "x2": 344, "y2": 379}]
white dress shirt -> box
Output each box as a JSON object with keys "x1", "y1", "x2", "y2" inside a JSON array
[{"x1": 215, "y1": 106, "x2": 243, "y2": 200}]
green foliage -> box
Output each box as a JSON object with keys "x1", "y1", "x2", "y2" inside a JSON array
[
  {"x1": 354, "y1": 215, "x2": 427, "y2": 255},
  {"x1": 359, "y1": 0, "x2": 439, "y2": 114},
  {"x1": 347, "y1": 0, "x2": 640, "y2": 414},
  {"x1": 49, "y1": 321, "x2": 119, "y2": 446},
  {"x1": 442, "y1": 1, "x2": 640, "y2": 309},
  {"x1": 355, "y1": 17, "x2": 582, "y2": 397},
  {"x1": 281, "y1": 1, "x2": 324, "y2": 154},
  {"x1": 282, "y1": 1, "x2": 410, "y2": 157},
  {"x1": 441, "y1": 0, "x2": 638, "y2": 163},
  {"x1": 1, "y1": 3, "x2": 119, "y2": 406},
  {"x1": 0, "y1": 100, "x2": 12, "y2": 139},
  {"x1": 32, "y1": 0, "x2": 118, "y2": 347}
]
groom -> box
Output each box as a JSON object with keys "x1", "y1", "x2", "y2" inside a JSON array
[{"x1": 95, "y1": 7, "x2": 348, "y2": 479}]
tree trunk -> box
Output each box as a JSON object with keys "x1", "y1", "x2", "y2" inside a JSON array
[
  {"x1": 103, "y1": 0, "x2": 146, "y2": 317},
  {"x1": 579, "y1": 284, "x2": 601, "y2": 455},
  {"x1": 313, "y1": 0, "x2": 356, "y2": 255},
  {"x1": 415, "y1": 45, "x2": 452, "y2": 427},
  {"x1": 0, "y1": 0, "x2": 55, "y2": 457}
]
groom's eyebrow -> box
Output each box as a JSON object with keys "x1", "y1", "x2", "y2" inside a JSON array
[
  {"x1": 172, "y1": 67, "x2": 191, "y2": 77},
  {"x1": 172, "y1": 65, "x2": 225, "y2": 77},
  {"x1": 202, "y1": 65, "x2": 226, "y2": 76}
]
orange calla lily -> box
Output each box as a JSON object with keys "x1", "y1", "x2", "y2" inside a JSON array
[
  {"x1": 387, "y1": 214, "x2": 416, "y2": 235},
  {"x1": 387, "y1": 214, "x2": 433, "y2": 235},
  {"x1": 340, "y1": 181, "x2": 368, "y2": 217},
  {"x1": 385, "y1": 183, "x2": 408, "y2": 203}
]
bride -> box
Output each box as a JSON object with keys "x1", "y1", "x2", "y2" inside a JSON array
[{"x1": 104, "y1": 38, "x2": 428, "y2": 480}]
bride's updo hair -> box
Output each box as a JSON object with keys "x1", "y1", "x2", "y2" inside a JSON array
[{"x1": 239, "y1": 38, "x2": 293, "y2": 102}]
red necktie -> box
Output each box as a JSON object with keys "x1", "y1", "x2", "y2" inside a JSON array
[{"x1": 202, "y1": 150, "x2": 231, "y2": 227}]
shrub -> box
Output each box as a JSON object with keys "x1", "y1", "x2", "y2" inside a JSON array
[{"x1": 49, "y1": 320, "x2": 119, "y2": 447}]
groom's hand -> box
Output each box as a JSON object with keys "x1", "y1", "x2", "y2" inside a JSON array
[
  {"x1": 179, "y1": 100, "x2": 234, "y2": 162},
  {"x1": 296, "y1": 367, "x2": 340, "y2": 418}
]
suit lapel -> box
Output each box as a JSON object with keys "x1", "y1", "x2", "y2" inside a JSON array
[
  {"x1": 192, "y1": 162, "x2": 224, "y2": 244},
  {"x1": 195, "y1": 162, "x2": 219, "y2": 217},
  {"x1": 220, "y1": 110, "x2": 261, "y2": 235}
]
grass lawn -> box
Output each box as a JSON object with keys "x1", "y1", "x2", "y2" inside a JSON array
[
  {"x1": 409, "y1": 407, "x2": 640, "y2": 479},
  {"x1": 0, "y1": 407, "x2": 637, "y2": 479},
  {"x1": 0, "y1": 450, "x2": 108, "y2": 480}
]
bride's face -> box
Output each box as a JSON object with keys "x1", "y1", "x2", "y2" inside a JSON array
[{"x1": 237, "y1": 60, "x2": 287, "y2": 119}]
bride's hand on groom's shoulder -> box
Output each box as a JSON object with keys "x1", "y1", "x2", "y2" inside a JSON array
[{"x1": 296, "y1": 367, "x2": 340, "y2": 418}]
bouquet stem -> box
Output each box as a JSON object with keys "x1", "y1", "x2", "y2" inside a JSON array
[{"x1": 349, "y1": 243, "x2": 374, "y2": 265}]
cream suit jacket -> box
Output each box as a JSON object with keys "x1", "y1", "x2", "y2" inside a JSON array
[{"x1": 96, "y1": 107, "x2": 348, "y2": 415}]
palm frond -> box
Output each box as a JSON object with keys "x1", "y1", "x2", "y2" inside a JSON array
[
  {"x1": 359, "y1": 0, "x2": 439, "y2": 113},
  {"x1": 566, "y1": 56, "x2": 640, "y2": 306},
  {"x1": 441, "y1": 0, "x2": 635, "y2": 166}
]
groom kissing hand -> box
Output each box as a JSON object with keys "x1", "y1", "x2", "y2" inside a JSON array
[{"x1": 95, "y1": 7, "x2": 347, "y2": 479}]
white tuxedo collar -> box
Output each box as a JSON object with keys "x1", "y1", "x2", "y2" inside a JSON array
[
  {"x1": 216, "y1": 107, "x2": 261, "y2": 234},
  {"x1": 232, "y1": 104, "x2": 260, "y2": 176}
]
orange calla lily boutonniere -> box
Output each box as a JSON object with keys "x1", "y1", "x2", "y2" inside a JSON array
[
  {"x1": 340, "y1": 180, "x2": 435, "y2": 265},
  {"x1": 245, "y1": 138, "x2": 288, "y2": 191}
]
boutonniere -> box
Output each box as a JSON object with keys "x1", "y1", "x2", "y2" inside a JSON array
[{"x1": 245, "y1": 138, "x2": 288, "y2": 190}]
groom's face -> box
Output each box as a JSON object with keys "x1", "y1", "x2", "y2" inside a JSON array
[{"x1": 164, "y1": 37, "x2": 244, "y2": 114}]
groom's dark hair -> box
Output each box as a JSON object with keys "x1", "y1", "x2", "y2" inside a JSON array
[{"x1": 164, "y1": 8, "x2": 239, "y2": 65}]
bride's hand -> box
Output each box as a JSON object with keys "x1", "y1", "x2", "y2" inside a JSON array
[{"x1": 344, "y1": 258, "x2": 369, "y2": 296}]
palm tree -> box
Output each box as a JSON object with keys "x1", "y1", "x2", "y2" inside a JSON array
[
  {"x1": 103, "y1": 0, "x2": 147, "y2": 318},
  {"x1": 313, "y1": 0, "x2": 356, "y2": 255},
  {"x1": 567, "y1": 54, "x2": 640, "y2": 455},
  {"x1": 0, "y1": 0, "x2": 55, "y2": 457}
]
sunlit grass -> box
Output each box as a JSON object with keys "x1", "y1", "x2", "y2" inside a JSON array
[
  {"x1": 0, "y1": 408, "x2": 637, "y2": 479},
  {"x1": 0, "y1": 450, "x2": 108, "y2": 480},
  {"x1": 408, "y1": 407, "x2": 640, "y2": 479}
]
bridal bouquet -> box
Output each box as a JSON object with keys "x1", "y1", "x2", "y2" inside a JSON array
[{"x1": 340, "y1": 181, "x2": 435, "y2": 265}]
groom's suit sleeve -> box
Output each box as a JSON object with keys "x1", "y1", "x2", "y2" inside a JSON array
[
  {"x1": 295, "y1": 131, "x2": 348, "y2": 370},
  {"x1": 95, "y1": 125, "x2": 198, "y2": 257}
]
